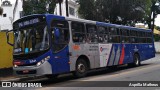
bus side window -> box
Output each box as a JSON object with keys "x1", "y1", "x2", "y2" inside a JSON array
[
  {"x1": 108, "y1": 27, "x2": 120, "y2": 43},
  {"x1": 108, "y1": 27, "x2": 113, "y2": 43},
  {"x1": 121, "y1": 29, "x2": 130, "y2": 43},
  {"x1": 86, "y1": 24, "x2": 98, "y2": 43},
  {"x1": 98, "y1": 26, "x2": 108, "y2": 43},
  {"x1": 71, "y1": 22, "x2": 85, "y2": 43},
  {"x1": 146, "y1": 32, "x2": 153, "y2": 43},
  {"x1": 130, "y1": 30, "x2": 137, "y2": 43}
]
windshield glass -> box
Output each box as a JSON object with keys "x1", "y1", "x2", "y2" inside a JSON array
[{"x1": 13, "y1": 23, "x2": 49, "y2": 54}]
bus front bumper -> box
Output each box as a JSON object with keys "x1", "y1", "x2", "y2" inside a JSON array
[{"x1": 13, "y1": 61, "x2": 52, "y2": 76}]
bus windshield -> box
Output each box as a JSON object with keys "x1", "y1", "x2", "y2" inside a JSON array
[{"x1": 13, "y1": 23, "x2": 49, "y2": 55}]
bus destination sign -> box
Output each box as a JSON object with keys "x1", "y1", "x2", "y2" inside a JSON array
[{"x1": 18, "y1": 18, "x2": 39, "y2": 28}]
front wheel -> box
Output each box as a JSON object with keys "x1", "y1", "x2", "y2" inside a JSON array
[{"x1": 74, "y1": 59, "x2": 88, "y2": 78}]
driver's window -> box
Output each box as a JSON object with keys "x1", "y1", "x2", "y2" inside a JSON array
[{"x1": 51, "y1": 20, "x2": 69, "y2": 52}]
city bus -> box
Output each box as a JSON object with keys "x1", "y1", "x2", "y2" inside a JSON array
[{"x1": 6, "y1": 14, "x2": 155, "y2": 78}]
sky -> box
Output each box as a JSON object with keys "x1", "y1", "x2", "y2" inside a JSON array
[
  {"x1": 155, "y1": 15, "x2": 160, "y2": 26},
  {"x1": 0, "y1": 0, "x2": 16, "y2": 5}
]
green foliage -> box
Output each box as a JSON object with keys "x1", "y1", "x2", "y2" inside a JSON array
[
  {"x1": 77, "y1": 0, "x2": 158, "y2": 26},
  {"x1": 154, "y1": 34, "x2": 160, "y2": 41},
  {"x1": 23, "y1": 0, "x2": 57, "y2": 16},
  {"x1": 77, "y1": 0, "x2": 96, "y2": 20}
]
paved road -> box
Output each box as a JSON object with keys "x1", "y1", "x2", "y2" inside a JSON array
[{"x1": 1, "y1": 54, "x2": 160, "y2": 90}]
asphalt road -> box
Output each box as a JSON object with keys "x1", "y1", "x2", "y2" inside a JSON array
[{"x1": 1, "y1": 54, "x2": 160, "y2": 90}]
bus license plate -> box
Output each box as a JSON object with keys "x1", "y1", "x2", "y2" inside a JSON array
[{"x1": 23, "y1": 70, "x2": 29, "y2": 73}]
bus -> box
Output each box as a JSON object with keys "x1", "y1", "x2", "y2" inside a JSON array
[{"x1": 7, "y1": 14, "x2": 155, "y2": 78}]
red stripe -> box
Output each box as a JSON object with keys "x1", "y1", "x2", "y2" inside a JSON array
[{"x1": 119, "y1": 45, "x2": 125, "y2": 64}]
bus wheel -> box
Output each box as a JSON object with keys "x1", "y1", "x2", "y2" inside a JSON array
[
  {"x1": 128, "y1": 54, "x2": 141, "y2": 67},
  {"x1": 74, "y1": 59, "x2": 88, "y2": 78},
  {"x1": 134, "y1": 54, "x2": 141, "y2": 66}
]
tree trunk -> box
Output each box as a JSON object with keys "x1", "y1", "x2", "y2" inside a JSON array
[
  {"x1": 66, "y1": 0, "x2": 69, "y2": 17},
  {"x1": 59, "y1": 2, "x2": 62, "y2": 16}
]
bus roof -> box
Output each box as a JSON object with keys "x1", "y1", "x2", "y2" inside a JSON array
[
  {"x1": 96, "y1": 22, "x2": 151, "y2": 32},
  {"x1": 16, "y1": 14, "x2": 151, "y2": 32},
  {"x1": 66, "y1": 16, "x2": 151, "y2": 32}
]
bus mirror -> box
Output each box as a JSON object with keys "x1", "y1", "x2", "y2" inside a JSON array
[
  {"x1": 6, "y1": 30, "x2": 14, "y2": 46},
  {"x1": 54, "y1": 28, "x2": 60, "y2": 39}
]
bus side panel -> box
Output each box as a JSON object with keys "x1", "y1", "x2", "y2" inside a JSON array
[
  {"x1": 51, "y1": 46, "x2": 70, "y2": 74},
  {"x1": 130, "y1": 44, "x2": 143, "y2": 62},
  {"x1": 136, "y1": 44, "x2": 148, "y2": 61},
  {"x1": 69, "y1": 43, "x2": 96, "y2": 71},
  {"x1": 121, "y1": 44, "x2": 133, "y2": 64},
  {"x1": 107, "y1": 44, "x2": 135, "y2": 66},
  {"x1": 142, "y1": 43, "x2": 155, "y2": 61},
  {"x1": 148, "y1": 43, "x2": 156, "y2": 58},
  {"x1": 107, "y1": 44, "x2": 123, "y2": 66},
  {"x1": 98, "y1": 44, "x2": 112, "y2": 67}
]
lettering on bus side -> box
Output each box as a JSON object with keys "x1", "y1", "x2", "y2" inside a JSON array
[{"x1": 89, "y1": 46, "x2": 98, "y2": 51}]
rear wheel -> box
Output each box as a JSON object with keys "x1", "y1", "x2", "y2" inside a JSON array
[
  {"x1": 74, "y1": 59, "x2": 88, "y2": 78},
  {"x1": 128, "y1": 54, "x2": 141, "y2": 67}
]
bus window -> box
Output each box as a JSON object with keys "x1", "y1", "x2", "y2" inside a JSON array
[
  {"x1": 121, "y1": 29, "x2": 130, "y2": 43},
  {"x1": 130, "y1": 30, "x2": 137, "y2": 43},
  {"x1": 108, "y1": 27, "x2": 121, "y2": 43},
  {"x1": 121, "y1": 29, "x2": 129, "y2": 36},
  {"x1": 149, "y1": 32, "x2": 153, "y2": 37},
  {"x1": 86, "y1": 24, "x2": 98, "y2": 43},
  {"x1": 110, "y1": 36, "x2": 120, "y2": 43},
  {"x1": 147, "y1": 38, "x2": 153, "y2": 43},
  {"x1": 51, "y1": 20, "x2": 69, "y2": 52},
  {"x1": 98, "y1": 26, "x2": 108, "y2": 43},
  {"x1": 109, "y1": 27, "x2": 117, "y2": 35},
  {"x1": 72, "y1": 22, "x2": 85, "y2": 43}
]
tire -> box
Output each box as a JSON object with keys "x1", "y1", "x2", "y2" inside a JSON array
[
  {"x1": 74, "y1": 59, "x2": 88, "y2": 78},
  {"x1": 128, "y1": 54, "x2": 141, "y2": 67},
  {"x1": 134, "y1": 54, "x2": 141, "y2": 66}
]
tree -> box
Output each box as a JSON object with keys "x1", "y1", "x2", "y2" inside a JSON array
[
  {"x1": 77, "y1": 0, "x2": 97, "y2": 20},
  {"x1": 23, "y1": 0, "x2": 57, "y2": 16},
  {"x1": 77, "y1": 0, "x2": 153, "y2": 26},
  {"x1": 0, "y1": 7, "x2": 3, "y2": 15},
  {"x1": 147, "y1": 0, "x2": 160, "y2": 31}
]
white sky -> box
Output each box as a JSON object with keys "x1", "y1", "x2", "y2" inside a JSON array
[
  {"x1": 155, "y1": 15, "x2": 160, "y2": 26},
  {"x1": 9, "y1": 0, "x2": 16, "y2": 3},
  {"x1": 0, "y1": 0, "x2": 16, "y2": 5}
]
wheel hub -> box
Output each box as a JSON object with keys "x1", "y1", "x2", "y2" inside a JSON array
[{"x1": 77, "y1": 63, "x2": 85, "y2": 73}]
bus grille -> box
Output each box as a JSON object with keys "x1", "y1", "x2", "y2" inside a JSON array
[{"x1": 16, "y1": 70, "x2": 37, "y2": 75}]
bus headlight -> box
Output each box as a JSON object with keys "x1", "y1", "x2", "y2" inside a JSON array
[
  {"x1": 36, "y1": 61, "x2": 42, "y2": 66},
  {"x1": 36, "y1": 56, "x2": 50, "y2": 66},
  {"x1": 14, "y1": 64, "x2": 18, "y2": 68}
]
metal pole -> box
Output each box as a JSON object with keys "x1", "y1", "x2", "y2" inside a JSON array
[{"x1": 66, "y1": 0, "x2": 69, "y2": 17}]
